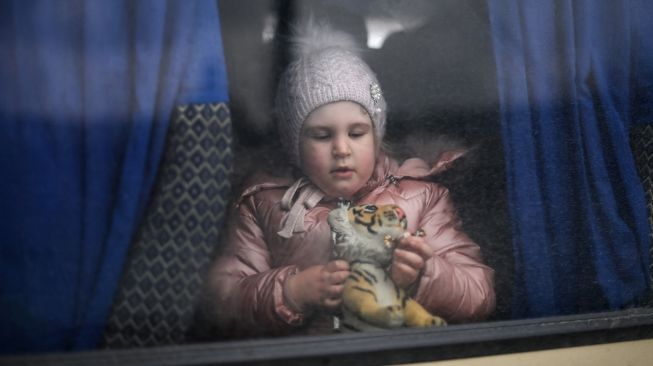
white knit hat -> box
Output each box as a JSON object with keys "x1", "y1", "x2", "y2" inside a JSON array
[{"x1": 275, "y1": 21, "x2": 387, "y2": 166}]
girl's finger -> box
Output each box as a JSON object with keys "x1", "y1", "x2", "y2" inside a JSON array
[
  {"x1": 323, "y1": 297, "x2": 342, "y2": 310},
  {"x1": 325, "y1": 284, "x2": 344, "y2": 298},
  {"x1": 327, "y1": 270, "x2": 350, "y2": 285},
  {"x1": 393, "y1": 261, "x2": 419, "y2": 277},
  {"x1": 394, "y1": 249, "x2": 425, "y2": 271},
  {"x1": 397, "y1": 237, "x2": 432, "y2": 260},
  {"x1": 391, "y1": 262, "x2": 419, "y2": 289},
  {"x1": 325, "y1": 259, "x2": 349, "y2": 272}
]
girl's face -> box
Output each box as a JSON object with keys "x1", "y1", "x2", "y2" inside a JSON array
[{"x1": 299, "y1": 101, "x2": 376, "y2": 199}]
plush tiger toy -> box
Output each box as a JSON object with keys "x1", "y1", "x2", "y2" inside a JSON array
[{"x1": 327, "y1": 202, "x2": 447, "y2": 331}]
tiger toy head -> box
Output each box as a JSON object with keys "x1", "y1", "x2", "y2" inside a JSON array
[
  {"x1": 347, "y1": 203, "x2": 407, "y2": 242},
  {"x1": 328, "y1": 203, "x2": 408, "y2": 266}
]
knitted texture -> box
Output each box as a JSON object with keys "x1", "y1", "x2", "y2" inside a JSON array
[{"x1": 276, "y1": 46, "x2": 387, "y2": 166}]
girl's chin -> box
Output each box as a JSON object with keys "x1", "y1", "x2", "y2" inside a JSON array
[{"x1": 323, "y1": 184, "x2": 363, "y2": 200}]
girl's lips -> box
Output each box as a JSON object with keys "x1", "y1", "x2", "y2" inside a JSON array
[{"x1": 331, "y1": 167, "x2": 354, "y2": 178}]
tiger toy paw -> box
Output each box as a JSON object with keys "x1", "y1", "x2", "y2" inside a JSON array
[
  {"x1": 375, "y1": 304, "x2": 405, "y2": 328},
  {"x1": 412, "y1": 314, "x2": 447, "y2": 327}
]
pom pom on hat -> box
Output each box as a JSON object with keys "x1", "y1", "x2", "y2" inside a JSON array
[
  {"x1": 275, "y1": 19, "x2": 387, "y2": 167},
  {"x1": 289, "y1": 17, "x2": 361, "y2": 59}
]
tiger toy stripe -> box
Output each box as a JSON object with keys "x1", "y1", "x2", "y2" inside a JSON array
[{"x1": 327, "y1": 202, "x2": 446, "y2": 331}]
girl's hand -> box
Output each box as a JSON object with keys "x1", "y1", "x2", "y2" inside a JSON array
[
  {"x1": 284, "y1": 260, "x2": 350, "y2": 312},
  {"x1": 391, "y1": 235, "x2": 433, "y2": 289}
]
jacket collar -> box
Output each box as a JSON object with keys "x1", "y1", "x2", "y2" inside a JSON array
[{"x1": 237, "y1": 150, "x2": 465, "y2": 238}]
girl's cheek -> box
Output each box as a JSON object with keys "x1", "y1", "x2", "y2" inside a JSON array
[
  {"x1": 302, "y1": 159, "x2": 318, "y2": 172},
  {"x1": 299, "y1": 146, "x2": 327, "y2": 173}
]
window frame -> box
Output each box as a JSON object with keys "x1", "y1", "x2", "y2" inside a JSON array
[{"x1": 3, "y1": 308, "x2": 653, "y2": 365}]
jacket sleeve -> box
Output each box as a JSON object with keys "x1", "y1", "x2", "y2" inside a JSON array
[
  {"x1": 413, "y1": 184, "x2": 496, "y2": 323},
  {"x1": 204, "y1": 195, "x2": 306, "y2": 337}
]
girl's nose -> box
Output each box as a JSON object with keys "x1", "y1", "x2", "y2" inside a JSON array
[{"x1": 332, "y1": 136, "x2": 351, "y2": 158}]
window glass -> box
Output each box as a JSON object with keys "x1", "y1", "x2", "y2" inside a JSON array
[{"x1": 2, "y1": 0, "x2": 652, "y2": 362}]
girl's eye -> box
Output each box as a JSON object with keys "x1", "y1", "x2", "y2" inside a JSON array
[
  {"x1": 349, "y1": 130, "x2": 368, "y2": 138},
  {"x1": 311, "y1": 133, "x2": 330, "y2": 140}
]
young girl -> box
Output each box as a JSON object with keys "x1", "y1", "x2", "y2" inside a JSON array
[{"x1": 201, "y1": 24, "x2": 495, "y2": 338}]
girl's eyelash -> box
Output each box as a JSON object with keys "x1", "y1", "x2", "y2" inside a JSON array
[{"x1": 307, "y1": 128, "x2": 368, "y2": 140}]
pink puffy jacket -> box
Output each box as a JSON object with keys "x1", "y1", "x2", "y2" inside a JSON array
[{"x1": 206, "y1": 154, "x2": 495, "y2": 338}]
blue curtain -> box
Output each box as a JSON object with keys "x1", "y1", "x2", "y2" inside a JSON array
[
  {"x1": 487, "y1": 0, "x2": 652, "y2": 318},
  {"x1": 0, "y1": 0, "x2": 228, "y2": 353}
]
